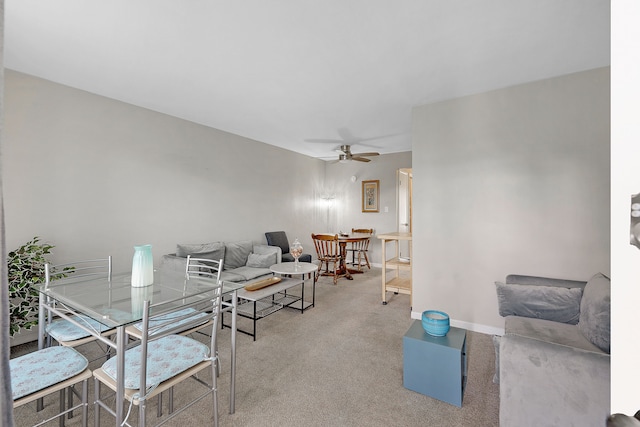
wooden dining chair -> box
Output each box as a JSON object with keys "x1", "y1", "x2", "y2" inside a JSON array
[
  {"x1": 311, "y1": 233, "x2": 343, "y2": 284},
  {"x1": 348, "y1": 228, "x2": 374, "y2": 271},
  {"x1": 93, "y1": 266, "x2": 224, "y2": 427}
]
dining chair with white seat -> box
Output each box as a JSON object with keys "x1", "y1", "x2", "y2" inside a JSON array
[
  {"x1": 10, "y1": 346, "x2": 92, "y2": 427},
  {"x1": 92, "y1": 263, "x2": 224, "y2": 427}
]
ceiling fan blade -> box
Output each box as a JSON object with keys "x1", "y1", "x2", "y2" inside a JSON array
[
  {"x1": 351, "y1": 157, "x2": 371, "y2": 162},
  {"x1": 352, "y1": 152, "x2": 379, "y2": 157}
]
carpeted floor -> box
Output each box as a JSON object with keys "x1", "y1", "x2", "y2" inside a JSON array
[{"x1": 11, "y1": 267, "x2": 500, "y2": 427}]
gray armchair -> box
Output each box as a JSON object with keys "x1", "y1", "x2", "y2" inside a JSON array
[{"x1": 265, "y1": 231, "x2": 312, "y2": 263}]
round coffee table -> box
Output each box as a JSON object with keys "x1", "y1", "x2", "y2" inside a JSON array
[{"x1": 269, "y1": 262, "x2": 318, "y2": 311}]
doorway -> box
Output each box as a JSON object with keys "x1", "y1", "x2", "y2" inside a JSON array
[{"x1": 397, "y1": 168, "x2": 412, "y2": 261}]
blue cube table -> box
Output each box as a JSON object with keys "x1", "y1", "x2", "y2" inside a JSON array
[{"x1": 403, "y1": 320, "x2": 467, "y2": 406}]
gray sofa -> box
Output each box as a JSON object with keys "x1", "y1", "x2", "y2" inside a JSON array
[
  {"x1": 495, "y1": 272, "x2": 611, "y2": 427},
  {"x1": 161, "y1": 240, "x2": 281, "y2": 283}
]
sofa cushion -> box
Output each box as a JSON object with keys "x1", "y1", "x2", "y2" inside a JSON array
[
  {"x1": 176, "y1": 242, "x2": 225, "y2": 263},
  {"x1": 246, "y1": 252, "x2": 277, "y2": 268},
  {"x1": 505, "y1": 316, "x2": 604, "y2": 353},
  {"x1": 229, "y1": 266, "x2": 273, "y2": 281},
  {"x1": 220, "y1": 270, "x2": 247, "y2": 283},
  {"x1": 578, "y1": 272, "x2": 611, "y2": 354},
  {"x1": 224, "y1": 241, "x2": 253, "y2": 269},
  {"x1": 496, "y1": 281, "x2": 583, "y2": 324}
]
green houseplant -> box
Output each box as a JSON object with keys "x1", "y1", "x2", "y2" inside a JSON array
[{"x1": 7, "y1": 237, "x2": 59, "y2": 337}]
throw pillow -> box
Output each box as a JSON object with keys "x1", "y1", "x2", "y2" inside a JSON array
[
  {"x1": 495, "y1": 281, "x2": 583, "y2": 324},
  {"x1": 223, "y1": 240, "x2": 253, "y2": 269},
  {"x1": 577, "y1": 272, "x2": 611, "y2": 353},
  {"x1": 176, "y1": 242, "x2": 226, "y2": 262},
  {"x1": 246, "y1": 252, "x2": 277, "y2": 268}
]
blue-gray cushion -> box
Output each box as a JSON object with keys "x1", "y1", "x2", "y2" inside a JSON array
[
  {"x1": 496, "y1": 281, "x2": 583, "y2": 324},
  {"x1": 176, "y1": 242, "x2": 225, "y2": 262},
  {"x1": 223, "y1": 241, "x2": 253, "y2": 269},
  {"x1": 10, "y1": 346, "x2": 88, "y2": 400},
  {"x1": 246, "y1": 252, "x2": 277, "y2": 268},
  {"x1": 577, "y1": 272, "x2": 611, "y2": 353},
  {"x1": 46, "y1": 315, "x2": 112, "y2": 341},
  {"x1": 132, "y1": 307, "x2": 209, "y2": 336},
  {"x1": 101, "y1": 334, "x2": 209, "y2": 390}
]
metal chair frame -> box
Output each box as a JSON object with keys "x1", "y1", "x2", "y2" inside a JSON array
[{"x1": 93, "y1": 263, "x2": 224, "y2": 427}]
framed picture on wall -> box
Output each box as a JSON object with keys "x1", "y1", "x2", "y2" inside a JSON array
[{"x1": 362, "y1": 180, "x2": 380, "y2": 213}]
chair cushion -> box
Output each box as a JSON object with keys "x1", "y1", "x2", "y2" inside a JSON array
[
  {"x1": 10, "y1": 346, "x2": 88, "y2": 400},
  {"x1": 577, "y1": 272, "x2": 611, "y2": 353},
  {"x1": 101, "y1": 335, "x2": 209, "y2": 390},
  {"x1": 282, "y1": 253, "x2": 312, "y2": 263},
  {"x1": 46, "y1": 315, "x2": 112, "y2": 341},
  {"x1": 132, "y1": 307, "x2": 209, "y2": 336}
]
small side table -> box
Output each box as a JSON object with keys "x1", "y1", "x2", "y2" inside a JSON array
[
  {"x1": 403, "y1": 320, "x2": 467, "y2": 407},
  {"x1": 269, "y1": 262, "x2": 318, "y2": 311}
]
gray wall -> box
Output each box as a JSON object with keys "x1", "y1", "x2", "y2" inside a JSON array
[
  {"x1": 4, "y1": 67, "x2": 610, "y2": 336},
  {"x1": 324, "y1": 151, "x2": 412, "y2": 265},
  {"x1": 412, "y1": 67, "x2": 610, "y2": 333},
  {"x1": 3, "y1": 70, "x2": 327, "y2": 271}
]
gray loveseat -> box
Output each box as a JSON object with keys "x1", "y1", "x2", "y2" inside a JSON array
[
  {"x1": 162, "y1": 240, "x2": 281, "y2": 283},
  {"x1": 495, "y1": 272, "x2": 611, "y2": 427}
]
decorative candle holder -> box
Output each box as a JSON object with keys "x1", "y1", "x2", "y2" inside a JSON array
[
  {"x1": 290, "y1": 238, "x2": 303, "y2": 270},
  {"x1": 131, "y1": 244, "x2": 154, "y2": 287}
]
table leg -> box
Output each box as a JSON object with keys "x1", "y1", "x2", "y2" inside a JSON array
[
  {"x1": 300, "y1": 273, "x2": 306, "y2": 313},
  {"x1": 337, "y1": 242, "x2": 353, "y2": 279},
  {"x1": 230, "y1": 290, "x2": 237, "y2": 414},
  {"x1": 115, "y1": 326, "x2": 126, "y2": 425},
  {"x1": 36, "y1": 293, "x2": 46, "y2": 411}
]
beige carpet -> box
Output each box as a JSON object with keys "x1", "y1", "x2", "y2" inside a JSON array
[{"x1": 11, "y1": 267, "x2": 499, "y2": 427}]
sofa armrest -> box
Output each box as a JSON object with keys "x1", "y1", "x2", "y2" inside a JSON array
[
  {"x1": 500, "y1": 333, "x2": 610, "y2": 427},
  {"x1": 506, "y1": 274, "x2": 587, "y2": 290},
  {"x1": 252, "y1": 244, "x2": 282, "y2": 264}
]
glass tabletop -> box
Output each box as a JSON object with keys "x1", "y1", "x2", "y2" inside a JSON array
[{"x1": 33, "y1": 267, "x2": 244, "y2": 328}]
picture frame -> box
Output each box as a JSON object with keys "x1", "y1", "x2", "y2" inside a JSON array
[{"x1": 362, "y1": 180, "x2": 380, "y2": 213}]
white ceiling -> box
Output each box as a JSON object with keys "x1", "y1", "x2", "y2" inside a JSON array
[{"x1": 4, "y1": 1, "x2": 610, "y2": 161}]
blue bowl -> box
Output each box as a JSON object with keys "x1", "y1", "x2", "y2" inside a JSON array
[{"x1": 421, "y1": 310, "x2": 450, "y2": 336}]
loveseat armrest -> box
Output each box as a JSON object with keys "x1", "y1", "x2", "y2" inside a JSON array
[
  {"x1": 252, "y1": 244, "x2": 282, "y2": 264},
  {"x1": 497, "y1": 275, "x2": 586, "y2": 324},
  {"x1": 500, "y1": 333, "x2": 610, "y2": 427},
  {"x1": 506, "y1": 274, "x2": 587, "y2": 289}
]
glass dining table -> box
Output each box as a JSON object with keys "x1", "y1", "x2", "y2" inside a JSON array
[{"x1": 33, "y1": 266, "x2": 243, "y2": 425}]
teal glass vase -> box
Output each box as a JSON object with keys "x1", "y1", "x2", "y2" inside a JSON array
[{"x1": 131, "y1": 244, "x2": 154, "y2": 287}]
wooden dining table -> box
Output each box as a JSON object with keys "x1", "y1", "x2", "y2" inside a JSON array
[{"x1": 337, "y1": 233, "x2": 371, "y2": 279}]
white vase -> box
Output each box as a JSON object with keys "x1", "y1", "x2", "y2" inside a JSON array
[{"x1": 131, "y1": 244, "x2": 154, "y2": 287}]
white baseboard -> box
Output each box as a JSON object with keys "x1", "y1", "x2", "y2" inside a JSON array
[
  {"x1": 410, "y1": 310, "x2": 504, "y2": 336},
  {"x1": 9, "y1": 328, "x2": 39, "y2": 347}
]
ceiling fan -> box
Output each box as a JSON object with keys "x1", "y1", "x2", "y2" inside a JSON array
[{"x1": 335, "y1": 144, "x2": 379, "y2": 163}]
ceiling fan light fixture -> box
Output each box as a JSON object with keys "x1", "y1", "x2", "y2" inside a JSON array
[{"x1": 338, "y1": 154, "x2": 351, "y2": 163}]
